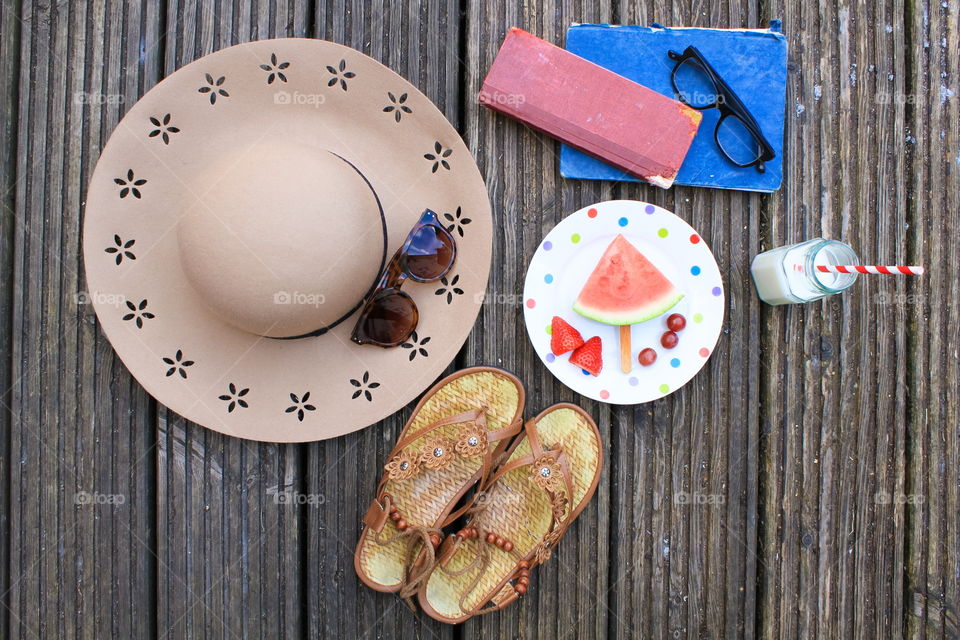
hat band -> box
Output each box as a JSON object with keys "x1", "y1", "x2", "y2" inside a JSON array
[{"x1": 271, "y1": 152, "x2": 388, "y2": 340}]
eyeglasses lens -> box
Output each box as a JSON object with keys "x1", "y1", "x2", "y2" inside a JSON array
[
  {"x1": 673, "y1": 58, "x2": 721, "y2": 108},
  {"x1": 716, "y1": 113, "x2": 764, "y2": 166}
]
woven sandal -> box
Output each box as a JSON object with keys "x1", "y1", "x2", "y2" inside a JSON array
[
  {"x1": 418, "y1": 403, "x2": 602, "y2": 623},
  {"x1": 354, "y1": 367, "x2": 525, "y2": 600}
]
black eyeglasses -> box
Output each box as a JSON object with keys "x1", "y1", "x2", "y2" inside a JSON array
[{"x1": 667, "y1": 46, "x2": 775, "y2": 173}]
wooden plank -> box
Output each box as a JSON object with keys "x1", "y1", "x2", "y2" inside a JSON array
[
  {"x1": 905, "y1": 0, "x2": 960, "y2": 638},
  {"x1": 157, "y1": 412, "x2": 304, "y2": 638},
  {"x1": 460, "y1": 2, "x2": 615, "y2": 638},
  {"x1": 832, "y1": 3, "x2": 909, "y2": 637},
  {"x1": 759, "y1": 0, "x2": 912, "y2": 637},
  {"x1": 0, "y1": 1, "x2": 21, "y2": 637},
  {"x1": 154, "y1": 2, "x2": 308, "y2": 638},
  {"x1": 302, "y1": 2, "x2": 458, "y2": 638},
  {"x1": 594, "y1": 3, "x2": 764, "y2": 639},
  {"x1": 6, "y1": 1, "x2": 162, "y2": 638}
]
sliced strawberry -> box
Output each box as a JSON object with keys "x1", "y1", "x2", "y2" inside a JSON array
[
  {"x1": 569, "y1": 336, "x2": 602, "y2": 376},
  {"x1": 551, "y1": 316, "x2": 585, "y2": 356}
]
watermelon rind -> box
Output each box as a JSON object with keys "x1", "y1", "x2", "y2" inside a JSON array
[{"x1": 573, "y1": 290, "x2": 684, "y2": 325}]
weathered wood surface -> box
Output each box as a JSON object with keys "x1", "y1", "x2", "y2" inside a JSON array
[
  {"x1": 305, "y1": 2, "x2": 460, "y2": 638},
  {"x1": 1, "y1": 0, "x2": 957, "y2": 639},
  {"x1": 759, "y1": 0, "x2": 912, "y2": 637},
  {"x1": 0, "y1": 1, "x2": 19, "y2": 638},
  {"x1": 7, "y1": 2, "x2": 160, "y2": 639},
  {"x1": 905, "y1": 1, "x2": 960, "y2": 638}
]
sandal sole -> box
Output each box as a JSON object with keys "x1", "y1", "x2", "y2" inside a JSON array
[
  {"x1": 354, "y1": 366, "x2": 526, "y2": 592},
  {"x1": 419, "y1": 403, "x2": 603, "y2": 622}
]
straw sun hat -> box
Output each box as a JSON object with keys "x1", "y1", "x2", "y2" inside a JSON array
[{"x1": 82, "y1": 39, "x2": 491, "y2": 442}]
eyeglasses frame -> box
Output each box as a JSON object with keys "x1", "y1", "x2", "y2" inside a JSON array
[{"x1": 667, "y1": 45, "x2": 776, "y2": 173}]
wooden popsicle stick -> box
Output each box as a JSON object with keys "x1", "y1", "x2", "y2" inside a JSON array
[{"x1": 620, "y1": 324, "x2": 632, "y2": 373}]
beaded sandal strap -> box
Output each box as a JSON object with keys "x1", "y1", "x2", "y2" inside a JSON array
[
  {"x1": 437, "y1": 419, "x2": 578, "y2": 616},
  {"x1": 363, "y1": 408, "x2": 522, "y2": 534}
]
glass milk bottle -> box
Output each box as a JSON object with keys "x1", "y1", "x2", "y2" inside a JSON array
[{"x1": 751, "y1": 238, "x2": 859, "y2": 305}]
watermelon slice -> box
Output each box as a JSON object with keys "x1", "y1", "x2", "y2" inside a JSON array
[{"x1": 573, "y1": 234, "x2": 683, "y2": 325}]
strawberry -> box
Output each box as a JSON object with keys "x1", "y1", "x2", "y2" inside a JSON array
[
  {"x1": 569, "y1": 336, "x2": 602, "y2": 376},
  {"x1": 550, "y1": 316, "x2": 584, "y2": 356}
]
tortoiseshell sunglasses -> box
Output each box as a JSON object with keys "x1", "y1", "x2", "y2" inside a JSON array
[{"x1": 351, "y1": 210, "x2": 457, "y2": 347}]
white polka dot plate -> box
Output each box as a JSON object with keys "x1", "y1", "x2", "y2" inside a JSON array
[{"x1": 522, "y1": 200, "x2": 725, "y2": 404}]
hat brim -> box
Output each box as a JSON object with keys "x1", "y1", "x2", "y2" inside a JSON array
[{"x1": 82, "y1": 38, "x2": 491, "y2": 442}]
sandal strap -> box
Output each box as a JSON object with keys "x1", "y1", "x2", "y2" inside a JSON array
[
  {"x1": 482, "y1": 419, "x2": 576, "y2": 514},
  {"x1": 524, "y1": 416, "x2": 576, "y2": 508},
  {"x1": 363, "y1": 495, "x2": 392, "y2": 532},
  {"x1": 392, "y1": 406, "x2": 487, "y2": 453},
  {"x1": 484, "y1": 447, "x2": 573, "y2": 499},
  {"x1": 439, "y1": 417, "x2": 522, "y2": 527},
  {"x1": 368, "y1": 411, "x2": 523, "y2": 532},
  {"x1": 446, "y1": 541, "x2": 529, "y2": 617},
  {"x1": 374, "y1": 407, "x2": 486, "y2": 500},
  {"x1": 444, "y1": 416, "x2": 591, "y2": 616},
  {"x1": 446, "y1": 418, "x2": 576, "y2": 593}
]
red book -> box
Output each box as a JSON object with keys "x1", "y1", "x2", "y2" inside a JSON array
[{"x1": 479, "y1": 27, "x2": 702, "y2": 188}]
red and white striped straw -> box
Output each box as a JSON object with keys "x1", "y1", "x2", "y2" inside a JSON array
[{"x1": 816, "y1": 264, "x2": 924, "y2": 275}]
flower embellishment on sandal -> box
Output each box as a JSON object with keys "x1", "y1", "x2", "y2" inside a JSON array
[
  {"x1": 551, "y1": 492, "x2": 569, "y2": 521},
  {"x1": 384, "y1": 451, "x2": 421, "y2": 481},
  {"x1": 533, "y1": 529, "x2": 563, "y2": 564},
  {"x1": 531, "y1": 453, "x2": 563, "y2": 492},
  {"x1": 455, "y1": 423, "x2": 487, "y2": 458},
  {"x1": 420, "y1": 435, "x2": 455, "y2": 470}
]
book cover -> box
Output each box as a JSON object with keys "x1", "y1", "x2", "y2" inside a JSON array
[
  {"x1": 479, "y1": 27, "x2": 702, "y2": 188},
  {"x1": 560, "y1": 22, "x2": 788, "y2": 192}
]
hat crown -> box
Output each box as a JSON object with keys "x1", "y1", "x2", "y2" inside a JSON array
[{"x1": 177, "y1": 141, "x2": 384, "y2": 338}]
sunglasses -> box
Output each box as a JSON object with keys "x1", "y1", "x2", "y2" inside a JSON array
[
  {"x1": 667, "y1": 46, "x2": 776, "y2": 173},
  {"x1": 351, "y1": 210, "x2": 457, "y2": 347}
]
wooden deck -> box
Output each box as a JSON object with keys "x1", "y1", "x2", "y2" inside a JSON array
[{"x1": 1, "y1": 0, "x2": 957, "y2": 638}]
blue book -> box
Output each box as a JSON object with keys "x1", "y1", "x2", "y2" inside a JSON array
[{"x1": 560, "y1": 22, "x2": 788, "y2": 192}]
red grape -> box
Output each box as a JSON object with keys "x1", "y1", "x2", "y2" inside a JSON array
[
  {"x1": 660, "y1": 331, "x2": 679, "y2": 349},
  {"x1": 666, "y1": 313, "x2": 686, "y2": 332},
  {"x1": 638, "y1": 348, "x2": 657, "y2": 366}
]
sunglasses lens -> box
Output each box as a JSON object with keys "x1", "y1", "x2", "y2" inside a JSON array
[
  {"x1": 404, "y1": 223, "x2": 455, "y2": 281},
  {"x1": 353, "y1": 290, "x2": 418, "y2": 346}
]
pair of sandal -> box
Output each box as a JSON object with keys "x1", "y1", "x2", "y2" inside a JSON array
[{"x1": 354, "y1": 367, "x2": 603, "y2": 623}]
